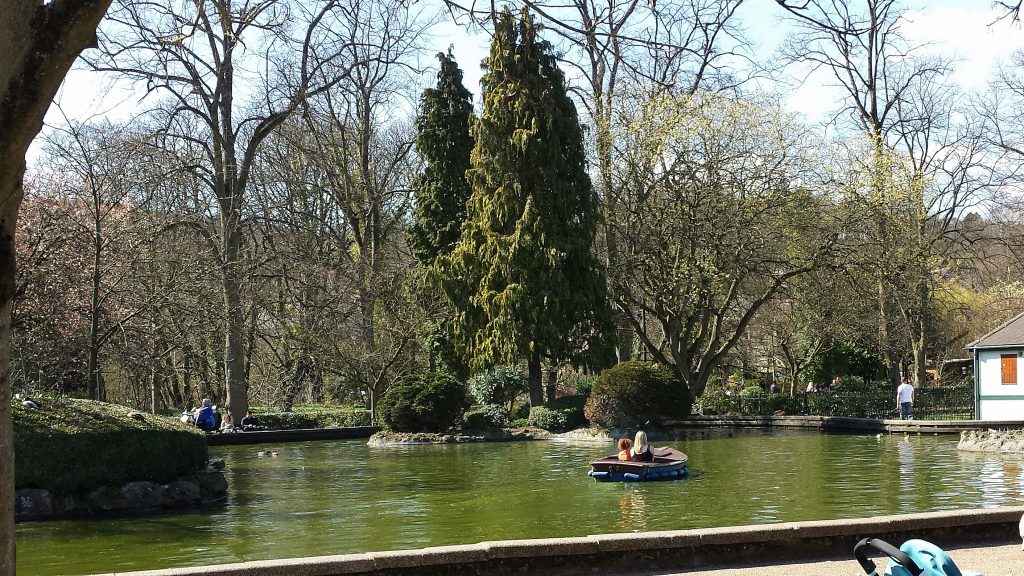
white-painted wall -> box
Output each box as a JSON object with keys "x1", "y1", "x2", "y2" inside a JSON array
[{"x1": 977, "y1": 349, "x2": 1024, "y2": 421}]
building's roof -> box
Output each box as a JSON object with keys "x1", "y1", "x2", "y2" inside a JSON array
[{"x1": 966, "y1": 310, "x2": 1024, "y2": 349}]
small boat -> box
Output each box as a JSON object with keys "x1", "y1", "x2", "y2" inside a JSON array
[{"x1": 588, "y1": 447, "x2": 689, "y2": 482}]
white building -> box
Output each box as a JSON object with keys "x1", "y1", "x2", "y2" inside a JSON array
[{"x1": 966, "y1": 311, "x2": 1024, "y2": 421}]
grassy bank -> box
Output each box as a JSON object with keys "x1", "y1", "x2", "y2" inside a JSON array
[{"x1": 13, "y1": 396, "x2": 208, "y2": 492}]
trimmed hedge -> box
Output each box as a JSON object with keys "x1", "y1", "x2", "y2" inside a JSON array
[
  {"x1": 584, "y1": 361, "x2": 693, "y2": 428},
  {"x1": 13, "y1": 396, "x2": 208, "y2": 492},
  {"x1": 253, "y1": 405, "x2": 372, "y2": 429},
  {"x1": 377, "y1": 372, "x2": 469, "y2": 432}
]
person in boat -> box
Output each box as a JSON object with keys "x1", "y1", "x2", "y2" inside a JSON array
[
  {"x1": 631, "y1": 430, "x2": 654, "y2": 462},
  {"x1": 616, "y1": 438, "x2": 633, "y2": 461},
  {"x1": 240, "y1": 411, "x2": 262, "y2": 431}
]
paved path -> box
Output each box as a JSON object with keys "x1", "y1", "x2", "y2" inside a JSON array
[{"x1": 625, "y1": 541, "x2": 1022, "y2": 576}]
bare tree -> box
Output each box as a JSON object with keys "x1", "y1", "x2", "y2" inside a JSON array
[
  {"x1": 611, "y1": 90, "x2": 841, "y2": 401},
  {"x1": 778, "y1": 0, "x2": 990, "y2": 386},
  {"x1": 86, "y1": 0, "x2": 356, "y2": 423}
]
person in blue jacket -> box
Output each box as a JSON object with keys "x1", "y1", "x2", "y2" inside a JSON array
[{"x1": 194, "y1": 399, "x2": 217, "y2": 432}]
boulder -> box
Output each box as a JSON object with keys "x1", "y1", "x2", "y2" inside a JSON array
[
  {"x1": 87, "y1": 486, "x2": 130, "y2": 512},
  {"x1": 15, "y1": 489, "x2": 53, "y2": 521},
  {"x1": 193, "y1": 470, "x2": 228, "y2": 500},
  {"x1": 122, "y1": 481, "x2": 164, "y2": 510},
  {"x1": 162, "y1": 480, "x2": 201, "y2": 506}
]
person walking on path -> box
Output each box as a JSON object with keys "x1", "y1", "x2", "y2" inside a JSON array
[{"x1": 896, "y1": 376, "x2": 915, "y2": 420}]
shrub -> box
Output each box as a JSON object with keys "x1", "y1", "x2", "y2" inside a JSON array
[
  {"x1": 254, "y1": 405, "x2": 372, "y2": 429},
  {"x1": 563, "y1": 373, "x2": 595, "y2": 397},
  {"x1": 739, "y1": 386, "x2": 764, "y2": 398},
  {"x1": 377, "y1": 372, "x2": 468, "y2": 432},
  {"x1": 512, "y1": 418, "x2": 529, "y2": 428},
  {"x1": 584, "y1": 361, "x2": 692, "y2": 428},
  {"x1": 527, "y1": 406, "x2": 568, "y2": 432},
  {"x1": 462, "y1": 404, "x2": 508, "y2": 430},
  {"x1": 13, "y1": 396, "x2": 208, "y2": 492},
  {"x1": 467, "y1": 366, "x2": 529, "y2": 419},
  {"x1": 545, "y1": 395, "x2": 587, "y2": 429}
]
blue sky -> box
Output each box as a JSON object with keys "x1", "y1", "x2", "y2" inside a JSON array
[{"x1": 40, "y1": 1, "x2": 1024, "y2": 143}]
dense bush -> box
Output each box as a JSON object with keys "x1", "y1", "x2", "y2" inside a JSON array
[
  {"x1": 462, "y1": 404, "x2": 508, "y2": 430},
  {"x1": 528, "y1": 395, "x2": 587, "y2": 432},
  {"x1": 254, "y1": 405, "x2": 372, "y2": 429},
  {"x1": 377, "y1": 372, "x2": 468, "y2": 432},
  {"x1": 467, "y1": 366, "x2": 529, "y2": 419},
  {"x1": 584, "y1": 361, "x2": 692, "y2": 428},
  {"x1": 562, "y1": 373, "x2": 595, "y2": 397},
  {"x1": 527, "y1": 406, "x2": 568, "y2": 431},
  {"x1": 13, "y1": 396, "x2": 208, "y2": 492}
]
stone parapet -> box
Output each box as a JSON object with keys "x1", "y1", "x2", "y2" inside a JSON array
[
  {"x1": 668, "y1": 415, "x2": 1024, "y2": 434},
  {"x1": 93, "y1": 507, "x2": 1024, "y2": 576}
]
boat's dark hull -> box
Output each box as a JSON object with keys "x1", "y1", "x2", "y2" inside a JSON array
[{"x1": 588, "y1": 447, "x2": 689, "y2": 482}]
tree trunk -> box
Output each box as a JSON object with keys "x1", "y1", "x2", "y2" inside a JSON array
[
  {"x1": 150, "y1": 367, "x2": 162, "y2": 415},
  {"x1": 2, "y1": 3, "x2": 114, "y2": 570},
  {"x1": 528, "y1": 349, "x2": 543, "y2": 406},
  {"x1": 221, "y1": 220, "x2": 248, "y2": 424},
  {"x1": 0, "y1": 191, "x2": 20, "y2": 576},
  {"x1": 545, "y1": 366, "x2": 557, "y2": 403}
]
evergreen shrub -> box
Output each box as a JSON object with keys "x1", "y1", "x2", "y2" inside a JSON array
[
  {"x1": 467, "y1": 366, "x2": 529, "y2": 419},
  {"x1": 528, "y1": 395, "x2": 587, "y2": 432},
  {"x1": 462, "y1": 404, "x2": 508, "y2": 430},
  {"x1": 527, "y1": 406, "x2": 568, "y2": 431},
  {"x1": 13, "y1": 396, "x2": 207, "y2": 492},
  {"x1": 377, "y1": 372, "x2": 468, "y2": 432},
  {"x1": 584, "y1": 361, "x2": 692, "y2": 428}
]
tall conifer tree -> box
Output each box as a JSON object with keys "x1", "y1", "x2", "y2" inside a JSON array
[
  {"x1": 409, "y1": 51, "x2": 475, "y2": 264},
  {"x1": 440, "y1": 7, "x2": 614, "y2": 405},
  {"x1": 409, "y1": 50, "x2": 475, "y2": 375}
]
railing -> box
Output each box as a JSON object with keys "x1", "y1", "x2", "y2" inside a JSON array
[{"x1": 698, "y1": 387, "x2": 975, "y2": 420}]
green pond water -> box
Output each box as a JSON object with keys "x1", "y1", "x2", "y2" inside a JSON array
[{"x1": 16, "y1": 429, "x2": 1024, "y2": 575}]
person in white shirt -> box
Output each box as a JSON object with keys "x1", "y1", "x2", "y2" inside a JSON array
[{"x1": 896, "y1": 376, "x2": 914, "y2": 420}]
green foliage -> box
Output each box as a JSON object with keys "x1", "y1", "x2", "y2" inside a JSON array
[
  {"x1": 434, "y1": 7, "x2": 616, "y2": 388},
  {"x1": 13, "y1": 396, "x2": 207, "y2": 492},
  {"x1": 563, "y1": 373, "x2": 595, "y2": 397},
  {"x1": 739, "y1": 385, "x2": 764, "y2": 398},
  {"x1": 584, "y1": 361, "x2": 693, "y2": 428},
  {"x1": 409, "y1": 51, "x2": 476, "y2": 264},
  {"x1": 512, "y1": 418, "x2": 529, "y2": 428},
  {"x1": 467, "y1": 366, "x2": 529, "y2": 418},
  {"x1": 462, "y1": 404, "x2": 508, "y2": 430},
  {"x1": 252, "y1": 405, "x2": 372, "y2": 429},
  {"x1": 529, "y1": 395, "x2": 587, "y2": 432},
  {"x1": 526, "y1": 406, "x2": 568, "y2": 432},
  {"x1": 377, "y1": 372, "x2": 469, "y2": 432}
]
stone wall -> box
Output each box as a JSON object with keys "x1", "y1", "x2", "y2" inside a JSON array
[
  {"x1": 96, "y1": 507, "x2": 1024, "y2": 576},
  {"x1": 15, "y1": 460, "x2": 227, "y2": 521}
]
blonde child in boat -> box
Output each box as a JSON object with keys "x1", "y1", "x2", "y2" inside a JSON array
[{"x1": 616, "y1": 438, "x2": 633, "y2": 460}]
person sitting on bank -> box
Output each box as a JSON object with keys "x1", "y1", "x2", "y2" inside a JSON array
[
  {"x1": 631, "y1": 430, "x2": 654, "y2": 462},
  {"x1": 194, "y1": 399, "x2": 217, "y2": 432},
  {"x1": 240, "y1": 411, "x2": 261, "y2": 431},
  {"x1": 616, "y1": 438, "x2": 633, "y2": 461}
]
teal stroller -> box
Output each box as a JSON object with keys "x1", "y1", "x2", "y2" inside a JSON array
[{"x1": 854, "y1": 538, "x2": 981, "y2": 576}]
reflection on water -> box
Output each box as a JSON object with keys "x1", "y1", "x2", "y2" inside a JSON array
[
  {"x1": 617, "y1": 488, "x2": 648, "y2": 531},
  {"x1": 15, "y1": 430, "x2": 1024, "y2": 576}
]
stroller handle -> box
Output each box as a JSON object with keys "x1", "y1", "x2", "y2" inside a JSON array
[{"x1": 854, "y1": 538, "x2": 923, "y2": 576}]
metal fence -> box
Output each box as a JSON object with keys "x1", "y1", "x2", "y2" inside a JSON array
[{"x1": 699, "y1": 386, "x2": 975, "y2": 420}]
